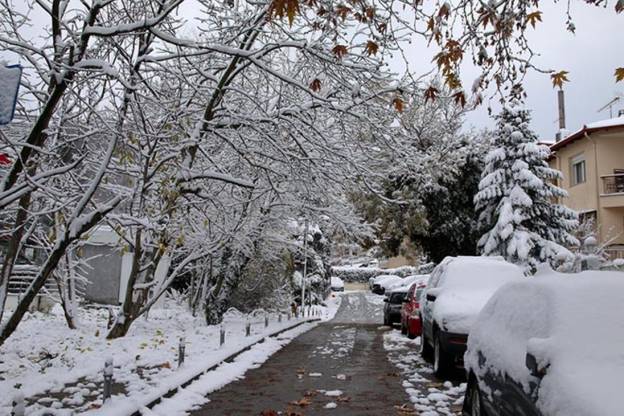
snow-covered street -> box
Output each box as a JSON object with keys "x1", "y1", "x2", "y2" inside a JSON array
[{"x1": 130, "y1": 291, "x2": 461, "y2": 416}]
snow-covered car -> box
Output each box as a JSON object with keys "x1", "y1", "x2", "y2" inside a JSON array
[
  {"x1": 383, "y1": 288, "x2": 408, "y2": 326},
  {"x1": 420, "y1": 256, "x2": 524, "y2": 377},
  {"x1": 372, "y1": 274, "x2": 402, "y2": 295},
  {"x1": 463, "y1": 269, "x2": 624, "y2": 416},
  {"x1": 400, "y1": 276, "x2": 430, "y2": 339},
  {"x1": 388, "y1": 273, "x2": 429, "y2": 292},
  {"x1": 330, "y1": 276, "x2": 345, "y2": 292}
]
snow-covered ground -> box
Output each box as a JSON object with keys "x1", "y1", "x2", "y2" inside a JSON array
[
  {"x1": 0, "y1": 295, "x2": 341, "y2": 415},
  {"x1": 383, "y1": 330, "x2": 465, "y2": 416}
]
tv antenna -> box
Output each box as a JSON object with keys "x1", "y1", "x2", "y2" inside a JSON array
[{"x1": 597, "y1": 92, "x2": 624, "y2": 118}]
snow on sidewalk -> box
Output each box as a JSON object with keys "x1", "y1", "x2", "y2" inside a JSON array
[
  {"x1": 383, "y1": 330, "x2": 465, "y2": 416},
  {"x1": 0, "y1": 295, "x2": 341, "y2": 415}
]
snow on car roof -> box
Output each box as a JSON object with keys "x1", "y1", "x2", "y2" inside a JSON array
[{"x1": 466, "y1": 268, "x2": 624, "y2": 416}]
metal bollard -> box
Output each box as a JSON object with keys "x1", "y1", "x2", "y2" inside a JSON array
[
  {"x1": 178, "y1": 336, "x2": 186, "y2": 368},
  {"x1": 278, "y1": 313, "x2": 282, "y2": 323},
  {"x1": 287, "y1": 311, "x2": 291, "y2": 321},
  {"x1": 11, "y1": 392, "x2": 24, "y2": 416},
  {"x1": 264, "y1": 313, "x2": 269, "y2": 328},
  {"x1": 220, "y1": 324, "x2": 226, "y2": 347},
  {"x1": 103, "y1": 358, "x2": 113, "y2": 403},
  {"x1": 245, "y1": 319, "x2": 251, "y2": 337}
]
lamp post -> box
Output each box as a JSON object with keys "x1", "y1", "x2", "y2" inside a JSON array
[{"x1": 301, "y1": 219, "x2": 309, "y2": 315}]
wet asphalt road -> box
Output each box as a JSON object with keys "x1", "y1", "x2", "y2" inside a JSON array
[{"x1": 190, "y1": 292, "x2": 414, "y2": 415}]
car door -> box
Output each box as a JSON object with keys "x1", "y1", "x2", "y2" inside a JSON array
[
  {"x1": 421, "y1": 268, "x2": 442, "y2": 341},
  {"x1": 497, "y1": 374, "x2": 541, "y2": 416}
]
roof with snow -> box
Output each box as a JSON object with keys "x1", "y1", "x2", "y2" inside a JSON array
[{"x1": 550, "y1": 116, "x2": 624, "y2": 152}]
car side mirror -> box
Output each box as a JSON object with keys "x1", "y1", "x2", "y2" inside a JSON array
[
  {"x1": 383, "y1": 298, "x2": 388, "y2": 303},
  {"x1": 425, "y1": 287, "x2": 440, "y2": 302},
  {"x1": 526, "y1": 352, "x2": 548, "y2": 378},
  {"x1": 426, "y1": 293, "x2": 437, "y2": 302}
]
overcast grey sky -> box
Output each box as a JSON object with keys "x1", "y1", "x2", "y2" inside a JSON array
[{"x1": 5, "y1": 0, "x2": 623, "y2": 141}]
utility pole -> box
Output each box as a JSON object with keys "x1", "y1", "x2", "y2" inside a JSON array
[{"x1": 301, "y1": 219, "x2": 309, "y2": 313}]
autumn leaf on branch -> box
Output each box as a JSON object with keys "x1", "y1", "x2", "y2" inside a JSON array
[
  {"x1": 424, "y1": 86, "x2": 439, "y2": 103},
  {"x1": 453, "y1": 91, "x2": 467, "y2": 108},
  {"x1": 438, "y1": 2, "x2": 450, "y2": 19},
  {"x1": 526, "y1": 11, "x2": 542, "y2": 28},
  {"x1": 392, "y1": 97, "x2": 404, "y2": 112},
  {"x1": 551, "y1": 70, "x2": 569, "y2": 89},
  {"x1": 267, "y1": 0, "x2": 300, "y2": 26},
  {"x1": 365, "y1": 40, "x2": 379, "y2": 56},
  {"x1": 309, "y1": 78, "x2": 322, "y2": 92},
  {"x1": 335, "y1": 5, "x2": 351, "y2": 20},
  {"x1": 616, "y1": 0, "x2": 624, "y2": 13},
  {"x1": 615, "y1": 68, "x2": 624, "y2": 82},
  {"x1": 332, "y1": 44, "x2": 348, "y2": 59}
]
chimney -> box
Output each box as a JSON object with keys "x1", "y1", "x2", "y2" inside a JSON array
[{"x1": 558, "y1": 89, "x2": 566, "y2": 129}]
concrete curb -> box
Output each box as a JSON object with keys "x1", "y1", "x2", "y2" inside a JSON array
[{"x1": 130, "y1": 318, "x2": 321, "y2": 416}]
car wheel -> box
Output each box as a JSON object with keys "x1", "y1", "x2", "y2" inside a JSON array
[
  {"x1": 401, "y1": 320, "x2": 407, "y2": 335},
  {"x1": 433, "y1": 331, "x2": 451, "y2": 378},
  {"x1": 419, "y1": 328, "x2": 433, "y2": 361},
  {"x1": 466, "y1": 377, "x2": 485, "y2": 416},
  {"x1": 383, "y1": 314, "x2": 390, "y2": 326}
]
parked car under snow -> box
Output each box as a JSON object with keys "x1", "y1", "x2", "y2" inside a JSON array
[
  {"x1": 463, "y1": 268, "x2": 624, "y2": 416},
  {"x1": 330, "y1": 276, "x2": 345, "y2": 292},
  {"x1": 419, "y1": 256, "x2": 525, "y2": 377},
  {"x1": 371, "y1": 274, "x2": 402, "y2": 295}
]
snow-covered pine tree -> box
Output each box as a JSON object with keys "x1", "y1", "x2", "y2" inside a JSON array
[{"x1": 474, "y1": 102, "x2": 579, "y2": 270}]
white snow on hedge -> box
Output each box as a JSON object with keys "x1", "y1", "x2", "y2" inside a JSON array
[
  {"x1": 465, "y1": 268, "x2": 624, "y2": 416},
  {"x1": 429, "y1": 256, "x2": 525, "y2": 333}
]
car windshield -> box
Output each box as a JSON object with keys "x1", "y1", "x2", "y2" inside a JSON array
[{"x1": 389, "y1": 292, "x2": 406, "y2": 304}]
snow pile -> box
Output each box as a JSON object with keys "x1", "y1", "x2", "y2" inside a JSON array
[
  {"x1": 429, "y1": 256, "x2": 524, "y2": 333},
  {"x1": 465, "y1": 268, "x2": 624, "y2": 416},
  {"x1": 383, "y1": 331, "x2": 465, "y2": 414}
]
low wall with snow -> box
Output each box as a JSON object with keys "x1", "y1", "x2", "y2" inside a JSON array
[{"x1": 331, "y1": 265, "x2": 422, "y2": 283}]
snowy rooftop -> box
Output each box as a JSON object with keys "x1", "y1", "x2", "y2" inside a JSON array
[{"x1": 550, "y1": 115, "x2": 624, "y2": 151}]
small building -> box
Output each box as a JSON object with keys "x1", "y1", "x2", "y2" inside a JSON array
[{"x1": 548, "y1": 116, "x2": 624, "y2": 259}]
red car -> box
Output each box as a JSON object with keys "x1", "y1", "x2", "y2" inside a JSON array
[{"x1": 400, "y1": 282, "x2": 427, "y2": 339}]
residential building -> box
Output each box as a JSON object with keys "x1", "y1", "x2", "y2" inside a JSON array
[{"x1": 549, "y1": 116, "x2": 624, "y2": 258}]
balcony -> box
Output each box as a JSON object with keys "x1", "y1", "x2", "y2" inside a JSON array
[{"x1": 600, "y1": 174, "x2": 624, "y2": 207}]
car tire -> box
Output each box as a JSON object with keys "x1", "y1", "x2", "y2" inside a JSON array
[
  {"x1": 383, "y1": 315, "x2": 390, "y2": 326},
  {"x1": 433, "y1": 331, "x2": 451, "y2": 378},
  {"x1": 419, "y1": 327, "x2": 433, "y2": 361},
  {"x1": 401, "y1": 320, "x2": 407, "y2": 335},
  {"x1": 465, "y1": 377, "x2": 485, "y2": 416}
]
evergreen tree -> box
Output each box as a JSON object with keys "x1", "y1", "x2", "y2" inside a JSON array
[{"x1": 475, "y1": 103, "x2": 579, "y2": 270}]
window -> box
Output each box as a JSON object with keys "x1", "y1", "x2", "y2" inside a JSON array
[{"x1": 571, "y1": 155, "x2": 586, "y2": 186}]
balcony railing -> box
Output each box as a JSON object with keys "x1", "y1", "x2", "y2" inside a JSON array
[{"x1": 601, "y1": 174, "x2": 624, "y2": 195}]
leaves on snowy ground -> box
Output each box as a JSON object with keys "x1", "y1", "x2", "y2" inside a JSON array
[
  {"x1": 394, "y1": 404, "x2": 417, "y2": 415},
  {"x1": 296, "y1": 367, "x2": 306, "y2": 374},
  {"x1": 156, "y1": 361, "x2": 171, "y2": 369},
  {"x1": 260, "y1": 410, "x2": 279, "y2": 416},
  {"x1": 289, "y1": 397, "x2": 312, "y2": 407},
  {"x1": 616, "y1": 68, "x2": 624, "y2": 82},
  {"x1": 304, "y1": 390, "x2": 318, "y2": 398},
  {"x1": 550, "y1": 70, "x2": 569, "y2": 89},
  {"x1": 337, "y1": 395, "x2": 351, "y2": 402}
]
